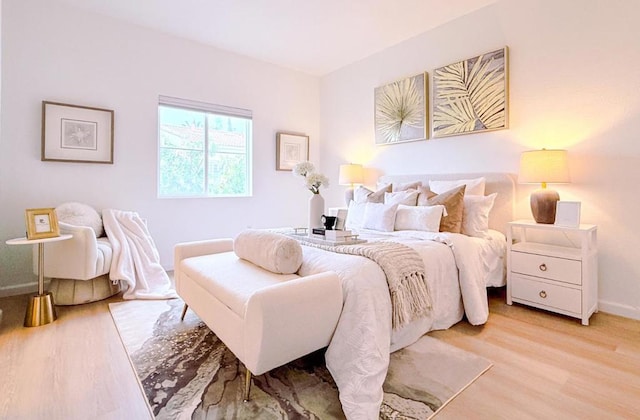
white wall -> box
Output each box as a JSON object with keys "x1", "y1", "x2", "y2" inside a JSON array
[
  {"x1": 0, "y1": 0, "x2": 321, "y2": 293},
  {"x1": 320, "y1": 0, "x2": 640, "y2": 319}
]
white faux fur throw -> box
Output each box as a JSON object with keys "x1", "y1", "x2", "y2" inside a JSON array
[{"x1": 103, "y1": 209, "x2": 177, "y2": 300}]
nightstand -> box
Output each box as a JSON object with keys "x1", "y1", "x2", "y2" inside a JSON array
[{"x1": 506, "y1": 220, "x2": 598, "y2": 325}]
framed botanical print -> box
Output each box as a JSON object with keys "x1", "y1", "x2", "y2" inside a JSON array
[
  {"x1": 276, "y1": 132, "x2": 309, "y2": 171},
  {"x1": 42, "y1": 101, "x2": 114, "y2": 163}
]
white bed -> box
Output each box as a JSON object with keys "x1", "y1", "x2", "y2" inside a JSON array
[{"x1": 297, "y1": 172, "x2": 516, "y2": 419}]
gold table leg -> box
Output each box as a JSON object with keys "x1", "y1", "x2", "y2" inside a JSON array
[{"x1": 24, "y1": 243, "x2": 57, "y2": 327}]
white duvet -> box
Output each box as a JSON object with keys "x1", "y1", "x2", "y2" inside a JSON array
[{"x1": 297, "y1": 229, "x2": 504, "y2": 420}]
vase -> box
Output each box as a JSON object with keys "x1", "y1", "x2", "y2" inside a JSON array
[{"x1": 308, "y1": 193, "x2": 325, "y2": 230}]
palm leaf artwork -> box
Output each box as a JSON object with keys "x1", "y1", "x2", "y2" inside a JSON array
[
  {"x1": 375, "y1": 73, "x2": 426, "y2": 144},
  {"x1": 433, "y1": 48, "x2": 508, "y2": 138}
]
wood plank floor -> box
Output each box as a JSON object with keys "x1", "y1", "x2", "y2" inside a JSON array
[{"x1": 0, "y1": 288, "x2": 638, "y2": 419}]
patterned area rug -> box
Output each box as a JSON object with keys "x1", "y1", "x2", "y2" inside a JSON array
[{"x1": 109, "y1": 299, "x2": 491, "y2": 419}]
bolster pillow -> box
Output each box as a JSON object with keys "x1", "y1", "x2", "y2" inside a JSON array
[{"x1": 234, "y1": 230, "x2": 303, "y2": 274}]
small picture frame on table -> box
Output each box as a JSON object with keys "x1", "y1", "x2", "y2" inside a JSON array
[
  {"x1": 555, "y1": 201, "x2": 581, "y2": 228},
  {"x1": 276, "y1": 132, "x2": 309, "y2": 171},
  {"x1": 25, "y1": 208, "x2": 60, "y2": 240},
  {"x1": 334, "y1": 209, "x2": 348, "y2": 230}
]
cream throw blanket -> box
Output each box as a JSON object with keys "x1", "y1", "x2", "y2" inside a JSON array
[{"x1": 299, "y1": 240, "x2": 431, "y2": 329}]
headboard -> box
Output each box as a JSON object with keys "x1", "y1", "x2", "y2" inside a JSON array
[{"x1": 377, "y1": 172, "x2": 516, "y2": 235}]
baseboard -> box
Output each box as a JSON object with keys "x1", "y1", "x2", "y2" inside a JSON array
[
  {"x1": 599, "y1": 299, "x2": 640, "y2": 321},
  {"x1": 0, "y1": 280, "x2": 49, "y2": 298}
]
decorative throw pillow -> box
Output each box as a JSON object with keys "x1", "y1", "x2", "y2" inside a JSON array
[
  {"x1": 55, "y1": 202, "x2": 104, "y2": 237},
  {"x1": 462, "y1": 193, "x2": 497, "y2": 238},
  {"x1": 353, "y1": 184, "x2": 392, "y2": 204},
  {"x1": 429, "y1": 177, "x2": 486, "y2": 196},
  {"x1": 417, "y1": 185, "x2": 466, "y2": 233},
  {"x1": 345, "y1": 200, "x2": 367, "y2": 229},
  {"x1": 234, "y1": 230, "x2": 303, "y2": 274},
  {"x1": 362, "y1": 202, "x2": 398, "y2": 232},
  {"x1": 394, "y1": 204, "x2": 446, "y2": 232},
  {"x1": 391, "y1": 180, "x2": 422, "y2": 192},
  {"x1": 384, "y1": 190, "x2": 419, "y2": 206}
]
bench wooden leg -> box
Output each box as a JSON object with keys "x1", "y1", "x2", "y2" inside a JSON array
[
  {"x1": 243, "y1": 368, "x2": 252, "y2": 402},
  {"x1": 180, "y1": 303, "x2": 189, "y2": 321}
]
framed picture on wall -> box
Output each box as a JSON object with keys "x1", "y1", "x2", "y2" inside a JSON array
[
  {"x1": 276, "y1": 132, "x2": 309, "y2": 171},
  {"x1": 42, "y1": 101, "x2": 114, "y2": 164},
  {"x1": 25, "y1": 208, "x2": 60, "y2": 240}
]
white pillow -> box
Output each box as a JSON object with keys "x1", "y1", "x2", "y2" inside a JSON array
[
  {"x1": 55, "y1": 202, "x2": 104, "y2": 237},
  {"x1": 234, "y1": 230, "x2": 303, "y2": 274},
  {"x1": 384, "y1": 190, "x2": 419, "y2": 206},
  {"x1": 362, "y1": 203, "x2": 398, "y2": 232},
  {"x1": 430, "y1": 177, "x2": 486, "y2": 196},
  {"x1": 395, "y1": 205, "x2": 446, "y2": 232},
  {"x1": 462, "y1": 193, "x2": 497, "y2": 238},
  {"x1": 345, "y1": 200, "x2": 367, "y2": 229}
]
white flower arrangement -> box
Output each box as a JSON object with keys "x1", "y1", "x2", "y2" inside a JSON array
[{"x1": 293, "y1": 161, "x2": 329, "y2": 194}]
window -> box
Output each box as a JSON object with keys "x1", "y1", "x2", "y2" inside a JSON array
[{"x1": 158, "y1": 96, "x2": 252, "y2": 198}]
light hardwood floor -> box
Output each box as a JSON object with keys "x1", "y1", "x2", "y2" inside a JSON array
[{"x1": 0, "y1": 288, "x2": 638, "y2": 419}]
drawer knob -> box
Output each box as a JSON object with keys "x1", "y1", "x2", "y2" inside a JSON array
[
  {"x1": 539, "y1": 290, "x2": 547, "y2": 299},
  {"x1": 539, "y1": 263, "x2": 547, "y2": 272}
]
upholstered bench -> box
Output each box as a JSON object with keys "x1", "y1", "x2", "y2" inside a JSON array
[{"x1": 174, "y1": 231, "x2": 342, "y2": 400}]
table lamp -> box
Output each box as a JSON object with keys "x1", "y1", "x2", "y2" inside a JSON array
[
  {"x1": 338, "y1": 163, "x2": 363, "y2": 205},
  {"x1": 518, "y1": 149, "x2": 570, "y2": 224}
]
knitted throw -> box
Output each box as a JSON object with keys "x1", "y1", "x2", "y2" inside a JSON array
[{"x1": 300, "y1": 240, "x2": 431, "y2": 330}]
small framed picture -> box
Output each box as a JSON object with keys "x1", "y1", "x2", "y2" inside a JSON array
[
  {"x1": 555, "y1": 201, "x2": 581, "y2": 228},
  {"x1": 276, "y1": 132, "x2": 309, "y2": 171},
  {"x1": 335, "y1": 209, "x2": 348, "y2": 230},
  {"x1": 25, "y1": 208, "x2": 60, "y2": 240},
  {"x1": 42, "y1": 101, "x2": 114, "y2": 164}
]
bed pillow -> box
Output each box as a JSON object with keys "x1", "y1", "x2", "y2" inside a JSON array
[
  {"x1": 384, "y1": 190, "x2": 419, "y2": 206},
  {"x1": 362, "y1": 202, "x2": 398, "y2": 232},
  {"x1": 462, "y1": 193, "x2": 497, "y2": 238},
  {"x1": 391, "y1": 180, "x2": 422, "y2": 192},
  {"x1": 345, "y1": 200, "x2": 366, "y2": 229},
  {"x1": 354, "y1": 184, "x2": 392, "y2": 204},
  {"x1": 234, "y1": 229, "x2": 303, "y2": 274},
  {"x1": 55, "y1": 202, "x2": 104, "y2": 237},
  {"x1": 394, "y1": 204, "x2": 446, "y2": 232},
  {"x1": 417, "y1": 185, "x2": 466, "y2": 233},
  {"x1": 429, "y1": 177, "x2": 485, "y2": 196}
]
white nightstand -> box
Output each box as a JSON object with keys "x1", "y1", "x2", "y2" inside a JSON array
[{"x1": 506, "y1": 220, "x2": 598, "y2": 325}]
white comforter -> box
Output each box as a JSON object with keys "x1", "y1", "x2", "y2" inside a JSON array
[{"x1": 297, "y1": 230, "x2": 497, "y2": 420}]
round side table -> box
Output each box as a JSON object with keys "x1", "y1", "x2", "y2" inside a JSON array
[{"x1": 6, "y1": 234, "x2": 72, "y2": 327}]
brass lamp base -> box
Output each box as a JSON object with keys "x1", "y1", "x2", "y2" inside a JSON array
[
  {"x1": 24, "y1": 292, "x2": 57, "y2": 327},
  {"x1": 530, "y1": 188, "x2": 560, "y2": 224}
]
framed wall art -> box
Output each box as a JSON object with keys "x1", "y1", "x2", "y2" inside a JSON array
[
  {"x1": 374, "y1": 72, "x2": 428, "y2": 145},
  {"x1": 42, "y1": 101, "x2": 114, "y2": 163},
  {"x1": 25, "y1": 208, "x2": 60, "y2": 240},
  {"x1": 276, "y1": 132, "x2": 309, "y2": 171},
  {"x1": 432, "y1": 47, "x2": 509, "y2": 138}
]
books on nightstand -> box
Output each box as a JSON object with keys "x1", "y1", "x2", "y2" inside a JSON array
[{"x1": 310, "y1": 228, "x2": 359, "y2": 242}]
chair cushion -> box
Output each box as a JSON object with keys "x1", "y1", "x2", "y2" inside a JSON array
[
  {"x1": 95, "y1": 238, "x2": 112, "y2": 276},
  {"x1": 180, "y1": 252, "x2": 299, "y2": 318},
  {"x1": 56, "y1": 202, "x2": 104, "y2": 237}
]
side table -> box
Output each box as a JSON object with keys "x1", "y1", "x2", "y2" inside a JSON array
[{"x1": 6, "y1": 234, "x2": 72, "y2": 327}]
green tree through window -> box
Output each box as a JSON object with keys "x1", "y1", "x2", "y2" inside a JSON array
[{"x1": 158, "y1": 98, "x2": 252, "y2": 198}]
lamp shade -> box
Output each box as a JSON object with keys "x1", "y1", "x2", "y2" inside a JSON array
[
  {"x1": 338, "y1": 163, "x2": 363, "y2": 185},
  {"x1": 518, "y1": 149, "x2": 570, "y2": 184}
]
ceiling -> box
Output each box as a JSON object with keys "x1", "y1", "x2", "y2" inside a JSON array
[{"x1": 55, "y1": 0, "x2": 496, "y2": 76}]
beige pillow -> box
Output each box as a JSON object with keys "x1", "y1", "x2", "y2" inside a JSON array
[
  {"x1": 384, "y1": 190, "x2": 419, "y2": 206},
  {"x1": 417, "y1": 185, "x2": 466, "y2": 233},
  {"x1": 354, "y1": 184, "x2": 392, "y2": 204},
  {"x1": 234, "y1": 230, "x2": 303, "y2": 274},
  {"x1": 392, "y1": 180, "x2": 422, "y2": 192}
]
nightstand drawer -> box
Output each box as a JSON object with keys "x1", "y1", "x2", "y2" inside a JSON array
[
  {"x1": 511, "y1": 275, "x2": 581, "y2": 314},
  {"x1": 511, "y1": 251, "x2": 581, "y2": 285}
]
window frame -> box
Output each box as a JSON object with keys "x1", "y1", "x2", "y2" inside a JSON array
[{"x1": 157, "y1": 96, "x2": 253, "y2": 199}]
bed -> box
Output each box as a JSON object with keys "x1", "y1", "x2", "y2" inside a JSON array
[{"x1": 296, "y1": 172, "x2": 515, "y2": 419}]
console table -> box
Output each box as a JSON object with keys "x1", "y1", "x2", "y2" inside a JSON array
[{"x1": 6, "y1": 234, "x2": 72, "y2": 327}]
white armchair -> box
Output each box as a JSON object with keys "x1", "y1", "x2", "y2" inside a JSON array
[{"x1": 34, "y1": 222, "x2": 120, "y2": 305}]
